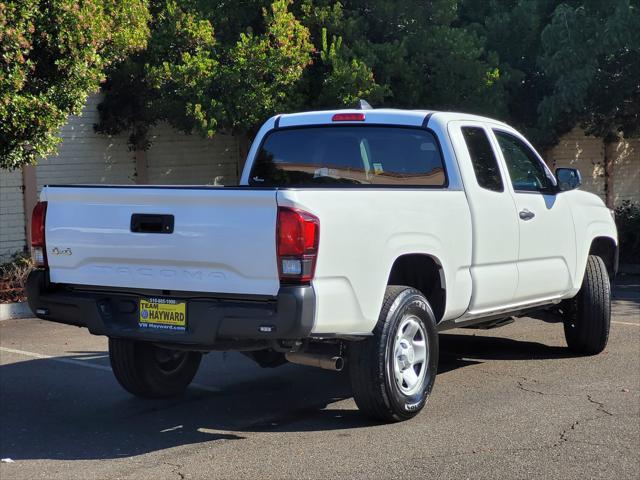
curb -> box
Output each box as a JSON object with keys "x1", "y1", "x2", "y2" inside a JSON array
[{"x1": 0, "y1": 302, "x2": 33, "y2": 320}]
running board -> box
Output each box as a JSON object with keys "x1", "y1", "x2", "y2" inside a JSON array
[{"x1": 462, "y1": 317, "x2": 515, "y2": 330}]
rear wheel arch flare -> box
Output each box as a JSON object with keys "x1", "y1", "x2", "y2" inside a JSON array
[{"x1": 387, "y1": 254, "x2": 446, "y2": 322}]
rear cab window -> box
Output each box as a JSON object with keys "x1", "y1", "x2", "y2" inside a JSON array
[{"x1": 249, "y1": 126, "x2": 446, "y2": 187}]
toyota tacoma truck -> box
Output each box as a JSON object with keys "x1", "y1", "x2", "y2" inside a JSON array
[{"x1": 26, "y1": 108, "x2": 618, "y2": 422}]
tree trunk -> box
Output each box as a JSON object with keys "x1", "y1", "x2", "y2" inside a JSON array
[
  {"x1": 134, "y1": 148, "x2": 148, "y2": 185},
  {"x1": 603, "y1": 133, "x2": 619, "y2": 209},
  {"x1": 132, "y1": 123, "x2": 149, "y2": 185},
  {"x1": 21, "y1": 165, "x2": 37, "y2": 249}
]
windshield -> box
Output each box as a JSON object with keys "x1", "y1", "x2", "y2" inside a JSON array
[{"x1": 249, "y1": 126, "x2": 446, "y2": 187}]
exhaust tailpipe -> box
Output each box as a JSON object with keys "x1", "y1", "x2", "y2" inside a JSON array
[{"x1": 285, "y1": 352, "x2": 344, "y2": 372}]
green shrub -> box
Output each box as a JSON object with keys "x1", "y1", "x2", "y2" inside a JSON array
[{"x1": 615, "y1": 200, "x2": 640, "y2": 264}]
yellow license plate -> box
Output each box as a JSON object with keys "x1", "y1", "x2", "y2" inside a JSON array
[{"x1": 139, "y1": 297, "x2": 186, "y2": 331}]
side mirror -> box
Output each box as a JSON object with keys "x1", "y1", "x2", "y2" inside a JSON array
[{"x1": 555, "y1": 167, "x2": 582, "y2": 191}]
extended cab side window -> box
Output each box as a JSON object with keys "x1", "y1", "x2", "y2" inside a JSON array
[
  {"x1": 494, "y1": 131, "x2": 555, "y2": 193},
  {"x1": 461, "y1": 127, "x2": 503, "y2": 192}
]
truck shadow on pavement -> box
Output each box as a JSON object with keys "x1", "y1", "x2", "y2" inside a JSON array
[
  {"x1": 438, "y1": 332, "x2": 573, "y2": 362},
  {"x1": 0, "y1": 329, "x2": 580, "y2": 462}
]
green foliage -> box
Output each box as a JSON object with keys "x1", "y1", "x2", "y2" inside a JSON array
[
  {"x1": 459, "y1": 0, "x2": 558, "y2": 146},
  {"x1": 0, "y1": 0, "x2": 150, "y2": 169},
  {"x1": 615, "y1": 201, "x2": 640, "y2": 264},
  {"x1": 96, "y1": 1, "x2": 218, "y2": 147},
  {"x1": 212, "y1": 0, "x2": 314, "y2": 131},
  {"x1": 98, "y1": 0, "x2": 508, "y2": 147},
  {"x1": 538, "y1": 0, "x2": 640, "y2": 145},
  {"x1": 460, "y1": 0, "x2": 640, "y2": 150},
  {"x1": 97, "y1": 0, "x2": 313, "y2": 143},
  {"x1": 310, "y1": 28, "x2": 388, "y2": 107},
  {"x1": 301, "y1": 0, "x2": 506, "y2": 114},
  {"x1": 4, "y1": 0, "x2": 637, "y2": 162}
]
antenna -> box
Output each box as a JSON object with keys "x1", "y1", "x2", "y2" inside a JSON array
[{"x1": 357, "y1": 99, "x2": 373, "y2": 110}]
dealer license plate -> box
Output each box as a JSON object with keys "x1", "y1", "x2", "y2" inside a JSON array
[{"x1": 139, "y1": 297, "x2": 187, "y2": 331}]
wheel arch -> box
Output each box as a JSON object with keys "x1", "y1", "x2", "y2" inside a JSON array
[
  {"x1": 386, "y1": 253, "x2": 447, "y2": 322},
  {"x1": 569, "y1": 234, "x2": 618, "y2": 296},
  {"x1": 589, "y1": 236, "x2": 618, "y2": 278}
]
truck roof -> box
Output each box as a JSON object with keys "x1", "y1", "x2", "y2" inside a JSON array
[{"x1": 273, "y1": 108, "x2": 512, "y2": 130}]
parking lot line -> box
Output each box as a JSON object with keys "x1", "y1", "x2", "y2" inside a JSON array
[
  {"x1": 612, "y1": 321, "x2": 640, "y2": 326},
  {"x1": 0, "y1": 346, "x2": 112, "y2": 371},
  {"x1": 0, "y1": 346, "x2": 221, "y2": 393}
]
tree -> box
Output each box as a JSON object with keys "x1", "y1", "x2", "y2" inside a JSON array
[
  {"x1": 538, "y1": 0, "x2": 640, "y2": 141},
  {"x1": 96, "y1": 0, "x2": 315, "y2": 149},
  {"x1": 538, "y1": 0, "x2": 640, "y2": 205},
  {"x1": 301, "y1": 0, "x2": 507, "y2": 115},
  {"x1": 298, "y1": 27, "x2": 389, "y2": 108},
  {"x1": 458, "y1": 0, "x2": 559, "y2": 146},
  {"x1": 97, "y1": 0, "x2": 507, "y2": 151},
  {"x1": 0, "y1": 0, "x2": 150, "y2": 170}
]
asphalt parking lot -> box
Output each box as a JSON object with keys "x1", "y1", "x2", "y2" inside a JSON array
[{"x1": 1, "y1": 277, "x2": 638, "y2": 480}]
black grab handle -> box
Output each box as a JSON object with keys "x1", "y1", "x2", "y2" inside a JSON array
[{"x1": 130, "y1": 214, "x2": 174, "y2": 234}]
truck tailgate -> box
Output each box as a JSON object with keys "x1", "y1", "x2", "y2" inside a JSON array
[{"x1": 42, "y1": 186, "x2": 280, "y2": 296}]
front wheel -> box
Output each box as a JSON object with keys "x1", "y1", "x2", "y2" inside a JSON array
[
  {"x1": 349, "y1": 286, "x2": 439, "y2": 422},
  {"x1": 563, "y1": 255, "x2": 611, "y2": 355},
  {"x1": 109, "y1": 338, "x2": 202, "y2": 398}
]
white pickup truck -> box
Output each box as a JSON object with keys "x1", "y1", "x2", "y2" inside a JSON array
[{"x1": 27, "y1": 108, "x2": 618, "y2": 422}]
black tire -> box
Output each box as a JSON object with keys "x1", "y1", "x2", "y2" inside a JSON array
[
  {"x1": 563, "y1": 255, "x2": 611, "y2": 355},
  {"x1": 108, "y1": 338, "x2": 202, "y2": 398},
  {"x1": 349, "y1": 286, "x2": 439, "y2": 422}
]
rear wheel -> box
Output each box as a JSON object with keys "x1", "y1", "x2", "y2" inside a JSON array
[
  {"x1": 349, "y1": 286, "x2": 438, "y2": 422},
  {"x1": 108, "y1": 338, "x2": 202, "y2": 398},
  {"x1": 563, "y1": 255, "x2": 611, "y2": 355}
]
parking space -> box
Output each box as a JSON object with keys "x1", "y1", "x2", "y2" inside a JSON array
[{"x1": 0, "y1": 278, "x2": 638, "y2": 479}]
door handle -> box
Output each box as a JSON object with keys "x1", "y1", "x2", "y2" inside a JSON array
[
  {"x1": 519, "y1": 209, "x2": 535, "y2": 221},
  {"x1": 131, "y1": 214, "x2": 174, "y2": 233}
]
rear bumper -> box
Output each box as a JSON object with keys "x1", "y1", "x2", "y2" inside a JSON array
[{"x1": 26, "y1": 270, "x2": 315, "y2": 348}]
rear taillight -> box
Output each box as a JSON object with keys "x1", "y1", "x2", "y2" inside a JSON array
[
  {"x1": 277, "y1": 207, "x2": 319, "y2": 284},
  {"x1": 31, "y1": 201, "x2": 48, "y2": 267}
]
